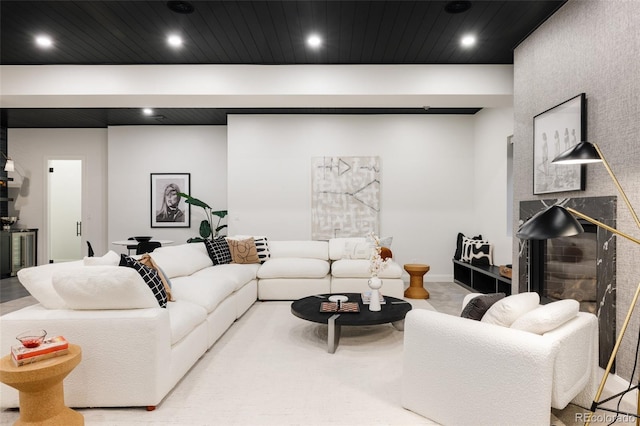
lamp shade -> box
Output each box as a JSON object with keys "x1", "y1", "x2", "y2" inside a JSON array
[
  {"x1": 4, "y1": 159, "x2": 14, "y2": 172},
  {"x1": 552, "y1": 141, "x2": 602, "y2": 164},
  {"x1": 516, "y1": 205, "x2": 584, "y2": 240}
]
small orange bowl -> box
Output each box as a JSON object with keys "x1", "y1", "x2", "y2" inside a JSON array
[{"x1": 16, "y1": 329, "x2": 47, "y2": 348}]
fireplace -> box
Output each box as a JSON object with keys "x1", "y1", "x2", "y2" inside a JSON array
[{"x1": 519, "y1": 196, "x2": 616, "y2": 369}]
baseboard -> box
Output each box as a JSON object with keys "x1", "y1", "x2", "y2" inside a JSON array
[{"x1": 596, "y1": 367, "x2": 638, "y2": 412}]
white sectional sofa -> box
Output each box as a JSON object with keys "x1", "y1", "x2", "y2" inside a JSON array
[{"x1": 0, "y1": 237, "x2": 405, "y2": 409}]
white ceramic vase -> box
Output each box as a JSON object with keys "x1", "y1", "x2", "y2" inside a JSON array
[{"x1": 368, "y1": 276, "x2": 383, "y2": 311}]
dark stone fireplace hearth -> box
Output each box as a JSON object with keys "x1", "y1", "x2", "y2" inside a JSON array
[{"x1": 519, "y1": 196, "x2": 616, "y2": 369}]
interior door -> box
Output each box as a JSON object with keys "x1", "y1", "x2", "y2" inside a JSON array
[{"x1": 48, "y1": 159, "x2": 82, "y2": 263}]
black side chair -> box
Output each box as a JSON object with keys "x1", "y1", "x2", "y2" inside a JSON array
[
  {"x1": 136, "y1": 241, "x2": 161, "y2": 255},
  {"x1": 87, "y1": 241, "x2": 95, "y2": 257}
]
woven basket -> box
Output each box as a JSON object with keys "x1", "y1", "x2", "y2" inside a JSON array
[{"x1": 499, "y1": 265, "x2": 512, "y2": 279}]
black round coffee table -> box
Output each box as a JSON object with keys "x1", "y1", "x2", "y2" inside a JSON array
[{"x1": 291, "y1": 293, "x2": 412, "y2": 353}]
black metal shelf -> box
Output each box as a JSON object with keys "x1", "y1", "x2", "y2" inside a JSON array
[{"x1": 453, "y1": 259, "x2": 512, "y2": 295}]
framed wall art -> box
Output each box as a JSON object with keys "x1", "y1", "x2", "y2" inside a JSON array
[
  {"x1": 150, "y1": 173, "x2": 190, "y2": 228},
  {"x1": 533, "y1": 93, "x2": 586, "y2": 195},
  {"x1": 311, "y1": 156, "x2": 380, "y2": 240}
]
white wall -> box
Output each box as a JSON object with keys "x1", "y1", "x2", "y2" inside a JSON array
[
  {"x1": 7, "y1": 128, "x2": 108, "y2": 264},
  {"x1": 107, "y1": 126, "x2": 227, "y2": 251},
  {"x1": 8, "y1": 113, "x2": 513, "y2": 280},
  {"x1": 473, "y1": 107, "x2": 514, "y2": 266},
  {"x1": 227, "y1": 113, "x2": 513, "y2": 281}
]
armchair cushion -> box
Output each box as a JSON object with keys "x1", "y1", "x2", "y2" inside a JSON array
[
  {"x1": 511, "y1": 299, "x2": 580, "y2": 334},
  {"x1": 481, "y1": 292, "x2": 540, "y2": 327}
]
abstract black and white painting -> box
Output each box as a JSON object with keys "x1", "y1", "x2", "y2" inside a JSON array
[{"x1": 311, "y1": 156, "x2": 380, "y2": 240}]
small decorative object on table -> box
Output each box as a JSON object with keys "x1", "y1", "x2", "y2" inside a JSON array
[
  {"x1": 499, "y1": 264, "x2": 512, "y2": 279},
  {"x1": 15, "y1": 329, "x2": 47, "y2": 349},
  {"x1": 12, "y1": 334, "x2": 69, "y2": 366},
  {"x1": 368, "y1": 232, "x2": 391, "y2": 312}
]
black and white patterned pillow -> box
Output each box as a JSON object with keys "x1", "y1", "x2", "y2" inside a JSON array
[
  {"x1": 119, "y1": 254, "x2": 168, "y2": 308},
  {"x1": 461, "y1": 237, "x2": 493, "y2": 266},
  {"x1": 254, "y1": 236, "x2": 270, "y2": 264},
  {"x1": 454, "y1": 232, "x2": 483, "y2": 260},
  {"x1": 204, "y1": 237, "x2": 232, "y2": 265}
]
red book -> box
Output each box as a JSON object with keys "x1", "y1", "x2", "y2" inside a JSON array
[{"x1": 11, "y1": 336, "x2": 69, "y2": 364}]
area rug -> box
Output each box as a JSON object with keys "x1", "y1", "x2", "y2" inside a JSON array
[
  {"x1": 1, "y1": 298, "x2": 585, "y2": 425},
  {"x1": 1, "y1": 300, "x2": 438, "y2": 426}
]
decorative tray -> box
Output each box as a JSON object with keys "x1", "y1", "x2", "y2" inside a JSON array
[{"x1": 320, "y1": 302, "x2": 360, "y2": 313}]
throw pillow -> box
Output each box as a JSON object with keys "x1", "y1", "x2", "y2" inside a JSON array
[
  {"x1": 83, "y1": 250, "x2": 120, "y2": 266},
  {"x1": 460, "y1": 292, "x2": 506, "y2": 321},
  {"x1": 254, "y1": 236, "x2": 271, "y2": 264},
  {"x1": 204, "y1": 237, "x2": 232, "y2": 265},
  {"x1": 379, "y1": 247, "x2": 393, "y2": 260},
  {"x1": 138, "y1": 253, "x2": 174, "y2": 302},
  {"x1": 510, "y1": 299, "x2": 580, "y2": 334},
  {"x1": 226, "y1": 237, "x2": 261, "y2": 264},
  {"x1": 119, "y1": 254, "x2": 168, "y2": 308},
  {"x1": 481, "y1": 292, "x2": 540, "y2": 327},
  {"x1": 52, "y1": 265, "x2": 160, "y2": 310},
  {"x1": 343, "y1": 240, "x2": 374, "y2": 259},
  {"x1": 461, "y1": 236, "x2": 493, "y2": 265},
  {"x1": 454, "y1": 233, "x2": 483, "y2": 260}
]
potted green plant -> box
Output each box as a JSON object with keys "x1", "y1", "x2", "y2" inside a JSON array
[{"x1": 178, "y1": 192, "x2": 227, "y2": 242}]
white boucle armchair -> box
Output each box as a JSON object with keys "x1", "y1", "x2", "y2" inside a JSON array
[{"x1": 401, "y1": 299, "x2": 598, "y2": 426}]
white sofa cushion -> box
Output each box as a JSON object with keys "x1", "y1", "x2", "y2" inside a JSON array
[
  {"x1": 191, "y1": 263, "x2": 259, "y2": 292},
  {"x1": 83, "y1": 250, "x2": 120, "y2": 266},
  {"x1": 52, "y1": 266, "x2": 160, "y2": 310},
  {"x1": 268, "y1": 241, "x2": 328, "y2": 260},
  {"x1": 511, "y1": 299, "x2": 580, "y2": 334},
  {"x1": 170, "y1": 272, "x2": 237, "y2": 313},
  {"x1": 481, "y1": 292, "x2": 540, "y2": 327},
  {"x1": 16, "y1": 260, "x2": 84, "y2": 309},
  {"x1": 167, "y1": 300, "x2": 207, "y2": 345},
  {"x1": 330, "y1": 259, "x2": 403, "y2": 278},
  {"x1": 150, "y1": 243, "x2": 213, "y2": 278},
  {"x1": 257, "y1": 258, "x2": 329, "y2": 279}
]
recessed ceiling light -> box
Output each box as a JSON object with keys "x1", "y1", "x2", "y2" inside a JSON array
[
  {"x1": 461, "y1": 34, "x2": 476, "y2": 48},
  {"x1": 307, "y1": 34, "x2": 322, "y2": 49},
  {"x1": 143, "y1": 108, "x2": 154, "y2": 116},
  {"x1": 444, "y1": 1, "x2": 472, "y2": 14},
  {"x1": 35, "y1": 35, "x2": 53, "y2": 48},
  {"x1": 167, "y1": 0, "x2": 194, "y2": 14},
  {"x1": 167, "y1": 34, "x2": 183, "y2": 47}
]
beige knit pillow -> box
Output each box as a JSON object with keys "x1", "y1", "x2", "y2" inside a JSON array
[{"x1": 226, "y1": 237, "x2": 260, "y2": 264}]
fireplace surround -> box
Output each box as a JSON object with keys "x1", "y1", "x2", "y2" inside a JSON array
[{"x1": 519, "y1": 196, "x2": 616, "y2": 369}]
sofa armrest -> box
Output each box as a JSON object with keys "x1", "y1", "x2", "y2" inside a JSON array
[
  {"x1": 402, "y1": 309, "x2": 559, "y2": 426},
  {"x1": 1, "y1": 305, "x2": 172, "y2": 408},
  {"x1": 543, "y1": 311, "x2": 598, "y2": 408}
]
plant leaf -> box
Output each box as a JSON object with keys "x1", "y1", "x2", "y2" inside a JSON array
[
  {"x1": 212, "y1": 210, "x2": 228, "y2": 218},
  {"x1": 199, "y1": 220, "x2": 212, "y2": 238},
  {"x1": 178, "y1": 192, "x2": 210, "y2": 209}
]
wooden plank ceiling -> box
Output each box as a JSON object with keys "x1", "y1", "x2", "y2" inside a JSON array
[{"x1": 0, "y1": 0, "x2": 566, "y2": 127}]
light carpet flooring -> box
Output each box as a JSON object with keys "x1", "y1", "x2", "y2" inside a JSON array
[{"x1": 0, "y1": 282, "x2": 636, "y2": 425}]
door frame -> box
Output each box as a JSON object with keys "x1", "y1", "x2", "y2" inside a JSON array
[{"x1": 44, "y1": 155, "x2": 86, "y2": 263}]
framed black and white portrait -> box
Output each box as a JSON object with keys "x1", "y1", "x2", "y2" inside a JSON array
[
  {"x1": 150, "y1": 173, "x2": 190, "y2": 228},
  {"x1": 533, "y1": 93, "x2": 586, "y2": 195}
]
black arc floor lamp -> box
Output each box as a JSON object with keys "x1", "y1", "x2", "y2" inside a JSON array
[{"x1": 517, "y1": 141, "x2": 640, "y2": 425}]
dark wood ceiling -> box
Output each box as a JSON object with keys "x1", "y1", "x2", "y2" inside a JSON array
[{"x1": 0, "y1": 0, "x2": 566, "y2": 127}]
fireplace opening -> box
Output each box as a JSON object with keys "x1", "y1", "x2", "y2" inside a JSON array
[
  {"x1": 520, "y1": 196, "x2": 617, "y2": 370},
  {"x1": 529, "y1": 221, "x2": 597, "y2": 313}
]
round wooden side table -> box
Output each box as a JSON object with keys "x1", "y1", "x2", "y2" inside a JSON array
[
  {"x1": 0, "y1": 344, "x2": 84, "y2": 426},
  {"x1": 404, "y1": 263, "x2": 431, "y2": 299}
]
